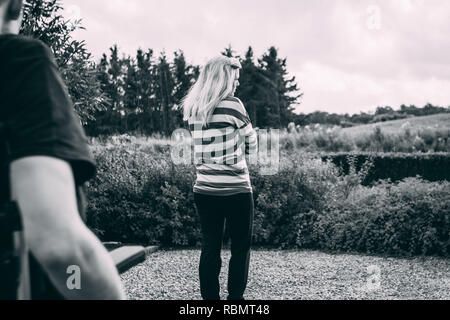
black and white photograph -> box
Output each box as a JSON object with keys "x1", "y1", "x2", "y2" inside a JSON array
[{"x1": 1, "y1": 0, "x2": 449, "y2": 309}]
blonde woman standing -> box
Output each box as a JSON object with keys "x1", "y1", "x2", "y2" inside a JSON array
[{"x1": 182, "y1": 56, "x2": 258, "y2": 300}]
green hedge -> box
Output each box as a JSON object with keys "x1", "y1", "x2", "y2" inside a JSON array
[
  {"x1": 86, "y1": 145, "x2": 200, "y2": 246},
  {"x1": 320, "y1": 152, "x2": 450, "y2": 185},
  {"x1": 307, "y1": 178, "x2": 450, "y2": 256},
  {"x1": 86, "y1": 146, "x2": 450, "y2": 257},
  {"x1": 86, "y1": 147, "x2": 330, "y2": 248}
]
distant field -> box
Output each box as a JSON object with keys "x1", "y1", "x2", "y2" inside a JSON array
[
  {"x1": 88, "y1": 113, "x2": 450, "y2": 153},
  {"x1": 342, "y1": 113, "x2": 450, "y2": 138}
]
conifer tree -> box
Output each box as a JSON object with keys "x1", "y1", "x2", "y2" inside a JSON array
[
  {"x1": 259, "y1": 46, "x2": 302, "y2": 127},
  {"x1": 173, "y1": 50, "x2": 198, "y2": 128},
  {"x1": 221, "y1": 44, "x2": 237, "y2": 58},
  {"x1": 154, "y1": 52, "x2": 175, "y2": 135},
  {"x1": 236, "y1": 47, "x2": 260, "y2": 126},
  {"x1": 135, "y1": 49, "x2": 155, "y2": 133}
]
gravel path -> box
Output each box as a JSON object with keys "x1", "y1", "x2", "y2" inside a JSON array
[{"x1": 120, "y1": 249, "x2": 450, "y2": 300}]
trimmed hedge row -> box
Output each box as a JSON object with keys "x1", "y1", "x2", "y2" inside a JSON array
[
  {"x1": 300, "y1": 178, "x2": 450, "y2": 256},
  {"x1": 320, "y1": 152, "x2": 450, "y2": 185},
  {"x1": 85, "y1": 146, "x2": 450, "y2": 257}
]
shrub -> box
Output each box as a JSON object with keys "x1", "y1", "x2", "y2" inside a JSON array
[
  {"x1": 281, "y1": 124, "x2": 450, "y2": 153},
  {"x1": 321, "y1": 152, "x2": 450, "y2": 184},
  {"x1": 85, "y1": 137, "x2": 450, "y2": 257},
  {"x1": 86, "y1": 144, "x2": 200, "y2": 246},
  {"x1": 86, "y1": 146, "x2": 338, "y2": 248},
  {"x1": 313, "y1": 178, "x2": 450, "y2": 256}
]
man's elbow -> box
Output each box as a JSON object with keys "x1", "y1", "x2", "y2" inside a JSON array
[
  {"x1": 27, "y1": 221, "x2": 89, "y2": 273},
  {"x1": 31, "y1": 234, "x2": 76, "y2": 270}
]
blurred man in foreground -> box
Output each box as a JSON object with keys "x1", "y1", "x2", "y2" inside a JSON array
[{"x1": 0, "y1": 0, "x2": 126, "y2": 299}]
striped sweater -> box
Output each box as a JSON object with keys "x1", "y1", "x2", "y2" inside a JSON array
[{"x1": 188, "y1": 96, "x2": 258, "y2": 196}]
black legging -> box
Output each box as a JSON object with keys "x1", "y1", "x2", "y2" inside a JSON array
[{"x1": 194, "y1": 192, "x2": 254, "y2": 300}]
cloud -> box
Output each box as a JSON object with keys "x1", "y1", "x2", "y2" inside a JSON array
[
  {"x1": 295, "y1": 62, "x2": 450, "y2": 115},
  {"x1": 65, "y1": 0, "x2": 450, "y2": 114}
]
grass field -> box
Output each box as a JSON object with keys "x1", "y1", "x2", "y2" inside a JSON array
[
  {"x1": 88, "y1": 113, "x2": 450, "y2": 153},
  {"x1": 120, "y1": 249, "x2": 450, "y2": 300},
  {"x1": 341, "y1": 113, "x2": 450, "y2": 139}
]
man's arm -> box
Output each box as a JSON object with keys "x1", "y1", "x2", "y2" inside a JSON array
[{"x1": 10, "y1": 156, "x2": 126, "y2": 300}]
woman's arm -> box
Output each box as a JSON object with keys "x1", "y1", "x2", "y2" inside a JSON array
[
  {"x1": 240, "y1": 122, "x2": 258, "y2": 165},
  {"x1": 233, "y1": 99, "x2": 258, "y2": 165}
]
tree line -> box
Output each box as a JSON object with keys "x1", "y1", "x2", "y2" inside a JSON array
[
  {"x1": 85, "y1": 44, "x2": 302, "y2": 136},
  {"x1": 294, "y1": 103, "x2": 450, "y2": 128},
  {"x1": 20, "y1": 0, "x2": 303, "y2": 136},
  {"x1": 19, "y1": 0, "x2": 449, "y2": 137}
]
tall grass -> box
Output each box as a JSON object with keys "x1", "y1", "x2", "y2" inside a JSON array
[{"x1": 280, "y1": 124, "x2": 450, "y2": 153}]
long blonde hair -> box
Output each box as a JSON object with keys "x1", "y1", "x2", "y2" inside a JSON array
[{"x1": 182, "y1": 56, "x2": 242, "y2": 125}]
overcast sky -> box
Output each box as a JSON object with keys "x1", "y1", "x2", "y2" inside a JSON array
[{"x1": 63, "y1": 0, "x2": 450, "y2": 115}]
